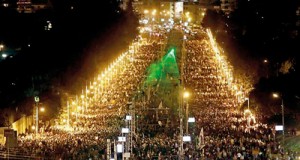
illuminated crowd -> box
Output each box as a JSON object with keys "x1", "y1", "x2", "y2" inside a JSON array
[
  {"x1": 7, "y1": 27, "x2": 168, "y2": 159},
  {"x1": 182, "y1": 28, "x2": 280, "y2": 159},
  {"x1": 2, "y1": 9, "x2": 297, "y2": 160},
  {"x1": 69, "y1": 41, "x2": 162, "y2": 134},
  {"x1": 126, "y1": 28, "x2": 297, "y2": 159}
]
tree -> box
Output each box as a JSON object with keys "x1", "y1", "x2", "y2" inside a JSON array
[{"x1": 279, "y1": 59, "x2": 295, "y2": 74}]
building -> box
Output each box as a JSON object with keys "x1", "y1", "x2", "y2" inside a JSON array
[
  {"x1": 0, "y1": 127, "x2": 9, "y2": 145},
  {"x1": 135, "y1": 0, "x2": 208, "y2": 25},
  {"x1": 0, "y1": 128, "x2": 17, "y2": 147},
  {"x1": 17, "y1": 0, "x2": 32, "y2": 13},
  {"x1": 1, "y1": 0, "x2": 12, "y2": 8},
  {"x1": 183, "y1": 2, "x2": 206, "y2": 24},
  {"x1": 12, "y1": 115, "x2": 33, "y2": 135},
  {"x1": 17, "y1": 0, "x2": 51, "y2": 13}
]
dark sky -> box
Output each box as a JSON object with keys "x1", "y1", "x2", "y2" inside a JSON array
[{"x1": 0, "y1": 0, "x2": 134, "y2": 110}]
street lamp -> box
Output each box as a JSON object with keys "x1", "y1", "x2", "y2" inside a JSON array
[
  {"x1": 183, "y1": 91, "x2": 190, "y2": 134},
  {"x1": 272, "y1": 93, "x2": 284, "y2": 146},
  {"x1": 245, "y1": 97, "x2": 250, "y2": 110},
  {"x1": 34, "y1": 96, "x2": 40, "y2": 134},
  {"x1": 272, "y1": 93, "x2": 279, "y2": 98},
  {"x1": 40, "y1": 107, "x2": 45, "y2": 112},
  {"x1": 183, "y1": 91, "x2": 190, "y2": 99},
  {"x1": 0, "y1": 44, "x2": 4, "y2": 51}
]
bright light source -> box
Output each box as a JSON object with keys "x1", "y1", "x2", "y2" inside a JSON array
[
  {"x1": 275, "y1": 125, "x2": 283, "y2": 131},
  {"x1": 121, "y1": 128, "x2": 129, "y2": 133},
  {"x1": 152, "y1": 9, "x2": 157, "y2": 15},
  {"x1": 126, "y1": 115, "x2": 132, "y2": 120},
  {"x1": 2, "y1": 53, "x2": 8, "y2": 58},
  {"x1": 183, "y1": 91, "x2": 190, "y2": 98},
  {"x1": 118, "y1": 136, "x2": 126, "y2": 142},
  {"x1": 273, "y1": 93, "x2": 279, "y2": 98},
  {"x1": 40, "y1": 107, "x2": 45, "y2": 112},
  {"x1": 188, "y1": 117, "x2": 195, "y2": 123},
  {"x1": 117, "y1": 144, "x2": 123, "y2": 153},
  {"x1": 244, "y1": 109, "x2": 250, "y2": 113},
  {"x1": 183, "y1": 136, "x2": 191, "y2": 142}
]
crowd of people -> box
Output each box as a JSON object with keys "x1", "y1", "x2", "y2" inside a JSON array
[
  {"x1": 127, "y1": 28, "x2": 298, "y2": 159},
  {"x1": 0, "y1": 27, "x2": 169, "y2": 159},
  {"x1": 1, "y1": 11, "x2": 298, "y2": 160}
]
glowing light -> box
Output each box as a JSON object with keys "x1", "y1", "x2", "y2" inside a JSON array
[
  {"x1": 206, "y1": 28, "x2": 249, "y2": 106},
  {"x1": 244, "y1": 109, "x2": 251, "y2": 114},
  {"x1": 183, "y1": 136, "x2": 191, "y2": 142},
  {"x1": 152, "y1": 9, "x2": 157, "y2": 16},
  {"x1": 188, "y1": 117, "x2": 195, "y2": 122},
  {"x1": 183, "y1": 91, "x2": 190, "y2": 98},
  {"x1": 2, "y1": 53, "x2": 8, "y2": 58},
  {"x1": 272, "y1": 93, "x2": 279, "y2": 98}
]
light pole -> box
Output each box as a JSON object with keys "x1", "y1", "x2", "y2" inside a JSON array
[
  {"x1": 272, "y1": 93, "x2": 284, "y2": 147},
  {"x1": 179, "y1": 90, "x2": 184, "y2": 160},
  {"x1": 245, "y1": 97, "x2": 249, "y2": 110},
  {"x1": 34, "y1": 96, "x2": 40, "y2": 134},
  {"x1": 183, "y1": 91, "x2": 190, "y2": 134},
  {"x1": 39, "y1": 106, "x2": 45, "y2": 133},
  {"x1": 263, "y1": 59, "x2": 269, "y2": 78}
]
